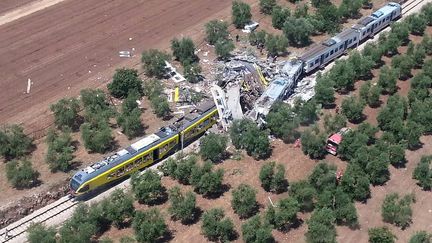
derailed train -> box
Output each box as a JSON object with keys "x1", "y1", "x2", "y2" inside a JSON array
[
  {"x1": 70, "y1": 2, "x2": 402, "y2": 195},
  {"x1": 252, "y1": 2, "x2": 402, "y2": 120},
  {"x1": 70, "y1": 102, "x2": 218, "y2": 195},
  {"x1": 300, "y1": 2, "x2": 401, "y2": 73}
]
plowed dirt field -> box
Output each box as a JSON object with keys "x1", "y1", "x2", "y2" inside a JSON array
[{"x1": 0, "y1": 0, "x2": 233, "y2": 132}]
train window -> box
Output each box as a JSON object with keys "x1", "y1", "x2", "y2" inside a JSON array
[
  {"x1": 314, "y1": 59, "x2": 319, "y2": 64},
  {"x1": 144, "y1": 154, "x2": 151, "y2": 162},
  {"x1": 108, "y1": 172, "x2": 115, "y2": 180},
  {"x1": 117, "y1": 167, "x2": 125, "y2": 177},
  {"x1": 325, "y1": 53, "x2": 329, "y2": 58},
  {"x1": 126, "y1": 162, "x2": 134, "y2": 172},
  {"x1": 354, "y1": 37, "x2": 357, "y2": 41},
  {"x1": 78, "y1": 184, "x2": 90, "y2": 193},
  {"x1": 330, "y1": 50, "x2": 334, "y2": 55}
]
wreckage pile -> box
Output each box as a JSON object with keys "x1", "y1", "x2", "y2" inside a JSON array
[
  {"x1": 163, "y1": 50, "x2": 316, "y2": 125},
  {"x1": 212, "y1": 51, "x2": 310, "y2": 124}
]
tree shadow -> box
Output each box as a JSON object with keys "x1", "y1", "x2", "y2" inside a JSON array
[
  {"x1": 274, "y1": 180, "x2": 289, "y2": 194},
  {"x1": 202, "y1": 184, "x2": 231, "y2": 200},
  {"x1": 349, "y1": 114, "x2": 367, "y2": 124},
  {"x1": 279, "y1": 218, "x2": 304, "y2": 233},
  {"x1": 155, "y1": 230, "x2": 174, "y2": 243},
  {"x1": 147, "y1": 188, "x2": 168, "y2": 206},
  {"x1": 69, "y1": 160, "x2": 83, "y2": 171},
  {"x1": 391, "y1": 160, "x2": 407, "y2": 169},
  {"x1": 322, "y1": 103, "x2": 336, "y2": 109},
  {"x1": 181, "y1": 207, "x2": 203, "y2": 226},
  {"x1": 408, "y1": 142, "x2": 424, "y2": 151},
  {"x1": 71, "y1": 115, "x2": 85, "y2": 132},
  {"x1": 368, "y1": 100, "x2": 383, "y2": 109}
]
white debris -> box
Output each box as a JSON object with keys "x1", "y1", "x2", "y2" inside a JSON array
[
  {"x1": 26, "y1": 78, "x2": 32, "y2": 94},
  {"x1": 119, "y1": 51, "x2": 131, "y2": 58}
]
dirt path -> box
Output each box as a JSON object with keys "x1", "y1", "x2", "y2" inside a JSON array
[{"x1": 0, "y1": 0, "x2": 67, "y2": 26}]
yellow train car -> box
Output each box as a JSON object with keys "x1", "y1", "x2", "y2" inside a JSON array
[{"x1": 70, "y1": 101, "x2": 218, "y2": 196}]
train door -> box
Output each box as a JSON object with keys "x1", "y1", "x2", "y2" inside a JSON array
[
  {"x1": 371, "y1": 23, "x2": 376, "y2": 35},
  {"x1": 153, "y1": 149, "x2": 160, "y2": 161},
  {"x1": 320, "y1": 55, "x2": 324, "y2": 66}
]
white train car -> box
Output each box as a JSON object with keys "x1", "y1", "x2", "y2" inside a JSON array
[
  {"x1": 352, "y1": 2, "x2": 402, "y2": 42},
  {"x1": 300, "y1": 2, "x2": 401, "y2": 74}
]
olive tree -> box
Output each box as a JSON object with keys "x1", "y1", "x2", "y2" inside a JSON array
[
  {"x1": 200, "y1": 132, "x2": 227, "y2": 162},
  {"x1": 50, "y1": 98, "x2": 80, "y2": 130},
  {"x1": 195, "y1": 168, "x2": 224, "y2": 197},
  {"x1": 171, "y1": 37, "x2": 197, "y2": 66},
  {"x1": 133, "y1": 208, "x2": 167, "y2": 243},
  {"x1": 6, "y1": 159, "x2": 39, "y2": 189},
  {"x1": 168, "y1": 186, "x2": 197, "y2": 224},
  {"x1": 131, "y1": 170, "x2": 165, "y2": 205},
  {"x1": 242, "y1": 215, "x2": 274, "y2": 243},
  {"x1": 231, "y1": 184, "x2": 258, "y2": 218},
  {"x1": 108, "y1": 68, "x2": 143, "y2": 98},
  {"x1": 230, "y1": 119, "x2": 271, "y2": 159},
  {"x1": 306, "y1": 208, "x2": 336, "y2": 243},
  {"x1": 300, "y1": 129, "x2": 327, "y2": 159},
  {"x1": 0, "y1": 125, "x2": 33, "y2": 160},
  {"x1": 409, "y1": 231, "x2": 432, "y2": 243},
  {"x1": 268, "y1": 197, "x2": 300, "y2": 230},
  {"x1": 412, "y1": 156, "x2": 432, "y2": 190},
  {"x1": 101, "y1": 189, "x2": 135, "y2": 228},
  {"x1": 289, "y1": 180, "x2": 316, "y2": 212},
  {"x1": 232, "y1": 1, "x2": 252, "y2": 28},
  {"x1": 46, "y1": 129, "x2": 74, "y2": 172},
  {"x1": 283, "y1": 17, "x2": 314, "y2": 46},
  {"x1": 259, "y1": 161, "x2": 287, "y2": 193},
  {"x1": 341, "y1": 96, "x2": 366, "y2": 123},
  {"x1": 27, "y1": 223, "x2": 56, "y2": 243},
  {"x1": 381, "y1": 193, "x2": 415, "y2": 229},
  {"x1": 265, "y1": 34, "x2": 289, "y2": 57},
  {"x1": 340, "y1": 162, "x2": 370, "y2": 202},
  {"x1": 215, "y1": 39, "x2": 235, "y2": 60},
  {"x1": 141, "y1": 49, "x2": 170, "y2": 78},
  {"x1": 80, "y1": 118, "x2": 113, "y2": 153},
  {"x1": 272, "y1": 6, "x2": 290, "y2": 29},
  {"x1": 201, "y1": 208, "x2": 236, "y2": 242},
  {"x1": 117, "y1": 91, "x2": 143, "y2": 139},
  {"x1": 259, "y1": 0, "x2": 276, "y2": 14},
  {"x1": 205, "y1": 20, "x2": 229, "y2": 45},
  {"x1": 368, "y1": 227, "x2": 397, "y2": 243}
]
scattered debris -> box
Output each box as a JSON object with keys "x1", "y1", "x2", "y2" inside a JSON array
[
  {"x1": 26, "y1": 78, "x2": 32, "y2": 94},
  {"x1": 119, "y1": 51, "x2": 131, "y2": 58},
  {"x1": 164, "y1": 61, "x2": 186, "y2": 83},
  {"x1": 242, "y1": 21, "x2": 259, "y2": 33}
]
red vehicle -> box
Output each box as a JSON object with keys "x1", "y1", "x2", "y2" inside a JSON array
[{"x1": 326, "y1": 128, "x2": 350, "y2": 155}]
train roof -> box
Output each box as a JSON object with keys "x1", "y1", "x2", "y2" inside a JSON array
[
  {"x1": 72, "y1": 101, "x2": 216, "y2": 184},
  {"x1": 299, "y1": 43, "x2": 328, "y2": 62},
  {"x1": 352, "y1": 2, "x2": 400, "y2": 30},
  {"x1": 333, "y1": 28, "x2": 358, "y2": 43}
]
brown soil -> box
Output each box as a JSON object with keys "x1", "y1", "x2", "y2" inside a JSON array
[{"x1": 0, "y1": 0, "x2": 35, "y2": 14}]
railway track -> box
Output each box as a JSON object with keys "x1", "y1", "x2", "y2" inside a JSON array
[
  {"x1": 0, "y1": 196, "x2": 77, "y2": 243},
  {"x1": 402, "y1": 0, "x2": 425, "y2": 14}
]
